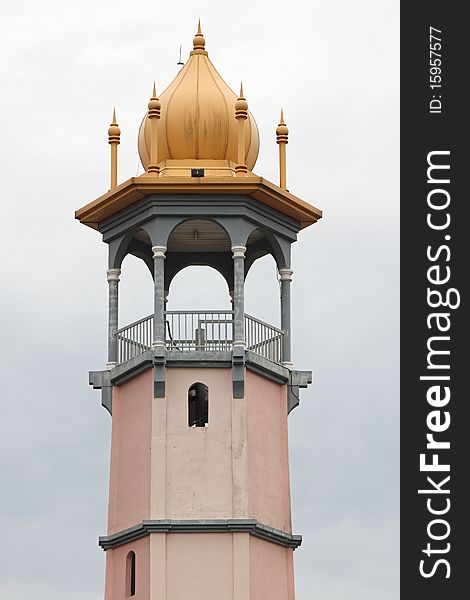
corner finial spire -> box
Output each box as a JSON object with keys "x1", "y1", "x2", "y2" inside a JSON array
[
  {"x1": 147, "y1": 84, "x2": 161, "y2": 175},
  {"x1": 276, "y1": 108, "x2": 289, "y2": 190},
  {"x1": 108, "y1": 108, "x2": 120, "y2": 190},
  {"x1": 235, "y1": 83, "x2": 249, "y2": 176},
  {"x1": 192, "y1": 19, "x2": 206, "y2": 53}
]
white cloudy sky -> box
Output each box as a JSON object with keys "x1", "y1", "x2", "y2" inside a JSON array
[{"x1": 0, "y1": 1, "x2": 399, "y2": 599}]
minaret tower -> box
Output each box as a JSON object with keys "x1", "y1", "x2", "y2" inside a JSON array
[{"x1": 76, "y1": 23, "x2": 322, "y2": 600}]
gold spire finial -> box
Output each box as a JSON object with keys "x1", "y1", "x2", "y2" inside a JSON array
[
  {"x1": 235, "y1": 81, "x2": 248, "y2": 113},
  {"x1": 147, "y1": 84, "x2": 161, "y2": 175},
  {"x1": 192, "y1": 19, "x2": 206, "y2": 53},
  {"x1": 235, "y1": 83, "x2": 248, "y2": 176},
  {"x1": 108, "y1": 108, "x2": 120, "y2": 138},
  {"x1": 276, "y1": 108, "x2": 289, "y2": 190},
  {"x1": 108, "y1": 108, "x2": 120, "y2": 190},
  {"x1": 276, "y1": 108, "x2": 288, "y2": 139},
  {"x1": 148, "y1": 83, "x2": 161, "y2": 111}
]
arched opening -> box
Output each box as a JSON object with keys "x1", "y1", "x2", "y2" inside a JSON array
[
  {"x1": 245, "y1": 253, "x2": 281, "y2": 328},
  {"x1": 188, "y1": 382, "x2": 209, "y2": 427},
  {"x1": 166, "y1": 265, "x2": 232, "y2": 311},
  {"x1": 119, "y1": 254, "x2": 154, "y2": 327},
  {"x1": 165, "y1": 266, "x2": 233, "y2": 352},
  {"x1": 125, "y1": 551, "x2": 136, "y2": 597},
  {"x1": 165, "y1": 218, "x2": 233, "y2": 308}
]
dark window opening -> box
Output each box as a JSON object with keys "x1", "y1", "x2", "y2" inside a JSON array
[
  {"x1": 125, "y1": 551, "x2": 136, "y2": 597},
  {"x1": 188, "y1": 382, "x2": 209, "y2": 427}
]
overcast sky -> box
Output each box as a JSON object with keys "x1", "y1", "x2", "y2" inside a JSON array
[{"x1": 0, "y1": 1, "x2": 399, "y2": 598}]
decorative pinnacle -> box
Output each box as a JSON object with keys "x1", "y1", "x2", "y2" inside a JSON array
[
  {"x1": 276, "y1": 108, "x2": 289, "y2": 143},
  {"x1": 148, "y1": 83, "x2": 161, "y2": 118},
  {"x1": 192, "y1": 19, "x2": 206, "y2": 52},
  {"x1": 108, "y1": 108, "x2": 120, "y2": 144},
  {"x1": 235, "y1": 82, "x2": 248, "y2": 118}
]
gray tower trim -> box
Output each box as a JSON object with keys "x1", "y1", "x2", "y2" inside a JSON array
[
  {"x1": 152, "y1": 246, "x2": 167, "y2": 397},
  {"x1": 106, "y1": 269, "x2": 120, "y2": 368},
  {"x1": 89, "y1": 352, "x2": 312, "y2": 416},
  {"x1": 279, "y1": 268, "x2": 293, "y2": 366},
  {"x1": 232, "y1": 245, "x2": 246, "y2": 398},
  {"x1": 98, "y1": 519, "x2": 302, "y2": 551}
]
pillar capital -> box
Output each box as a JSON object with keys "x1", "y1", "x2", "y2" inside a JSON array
[
  {"x1": 152, "y1": 245, "x2": 167, "y2": 259},
  {"x1": 231, "y1": 245, "x2": 246, "y2": 259},
  {"x1": 278, "y1": 268, "x2": 293, "y2": 281},
  {"x1": 107, "y1": 268, "x2": 121, "y2": 282}
]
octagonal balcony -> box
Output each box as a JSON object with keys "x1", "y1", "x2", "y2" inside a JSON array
[{"x1": 116, "y1": 310, "x2": 284, "y2": 366}]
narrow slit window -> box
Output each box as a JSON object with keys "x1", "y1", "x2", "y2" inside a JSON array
[
  {"x1": 188, "y1": 382, "x2": 209, "y2": 427},
  {"x1": 125, "y1": 551, "x2": 136, "y2": 597}
]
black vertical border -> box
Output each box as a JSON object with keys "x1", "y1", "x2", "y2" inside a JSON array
[{"x1": 401, "y1": 3, "x2": 468, "y2": 599}]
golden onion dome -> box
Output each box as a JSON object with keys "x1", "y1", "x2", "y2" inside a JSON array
[{"x1": 138, "y1": 22, "x2": 260, "y2": 171}]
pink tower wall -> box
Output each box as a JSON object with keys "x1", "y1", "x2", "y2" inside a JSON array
[
  {"x1": 104, "y1": 366, "x2": 296, "y2": 599},
  {"x1": 108, "y1": 369, "x2": 153, "y2": 533},
  {"x1": 161, "y1": 368, "x2": 235, "y2": 519},
  {"x1": 166, "y1": 533, "x2": 235, "y2": 599},
  {"x1": 104, "y1": 536, "x2": 150, "y2": 600},
  {"x1": 246, "y1": 370, "x2": 292, "y2": 533},
  {"x1": 107, "y1": 367, "x2": 292, "y2": 528},
  {"x1": 250, "y1": 536, "x2": 295, "y2": 600}
]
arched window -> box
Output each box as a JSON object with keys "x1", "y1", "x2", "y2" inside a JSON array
[
  {"x1": 125, "y1": 551, "x2": 136, "y2": 597},
  {"x1": 188, "y1": 383, "x2": 209, "y2": 427}
]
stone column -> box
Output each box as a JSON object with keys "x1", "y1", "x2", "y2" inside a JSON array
[
  {"x1": 106, "y1": 268, "x2": 120, "y2": 368},
  {"x1": 232, "y1": 246, "x2": 246, "y2": 348},
  {"x1": 279, "y1": 268, "x2": 293, "y2": 367},
  {"x1": 152, "y1": 246, "x2": 167, "y2": 348}
]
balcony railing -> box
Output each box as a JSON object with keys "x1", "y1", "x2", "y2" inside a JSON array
[
  {"x1": 116, "y1": 311, "x2": 284, "y2": 365},
  {"x1": 116, "y1": 314, "x2": 154, "y2": 364},
  {"x1": 244, "y1": 313, "x2": 284, "y2": 364},
  {"x1": 165, "y1": 311, "x2": 234, "y2": 352}
]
